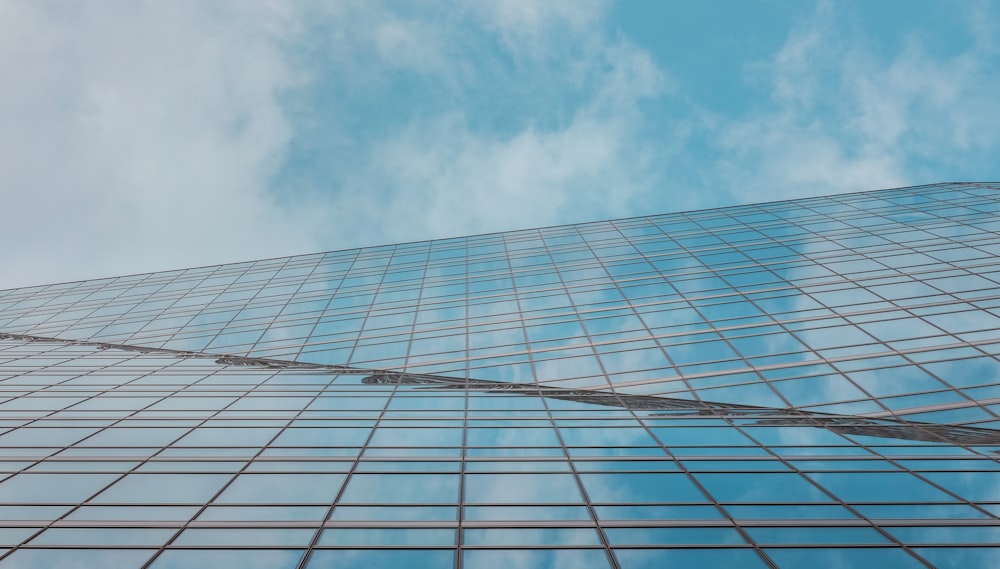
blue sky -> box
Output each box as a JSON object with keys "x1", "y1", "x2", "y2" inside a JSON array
[{"x1": 1, "y1": 0, "x2": 998, "y2": 289}]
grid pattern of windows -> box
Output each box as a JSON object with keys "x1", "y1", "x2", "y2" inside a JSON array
[{"x1": 1, "y1": 182, "x2": 999, "y2": 567}]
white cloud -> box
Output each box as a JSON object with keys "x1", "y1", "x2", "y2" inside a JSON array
[
  {"x1": 711, "y1": 2, "x2": 1000, "y2": 203},
  {"x1": 317, "y1": 32, "x2": 667, "y2": 245},
  {"x1": 8, "y1": 0, "x2": 993, "y2": 293},
  {"x1": 0, "y1": 0, "x2": 669, "y2": 290},
  {"x1": 471, "y1": 0, "x2": 609, "y2": 59},
  {"x1": 0, "y1": 1, "x2": 318, "y2": 289}
]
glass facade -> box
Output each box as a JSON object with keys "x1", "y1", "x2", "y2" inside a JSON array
[{"x1": 0, "y1": 181, "x2": 999, "y2": 567}]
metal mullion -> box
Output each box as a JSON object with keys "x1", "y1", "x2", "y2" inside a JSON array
[
  {"x1": 633, "y1": 411, "x2": 780, "y2": 568},
  {"x1": 0, "y1": 349, "x2": 175, "y2": 479},
  {"x1": 294, "y1": 371, "x2": 400, "y2": 569},
  {"x1": 335, "y1": 245, "x2": 405, "y2": 371},
  {"x1": 248, "y1": 253, "x2": 338, "y2": 359},
  {"x1": 859, "y1": 443, "x2": 1000, "y2": 519},
  {"x1": 538, "y1": 370, "x2": 620, "y2": 569},
  {"x1": 152, "y1": 265, "x2": 250, "y2": 350},
  {"x1": 138, "y1": 367, "x2": 337, "y2": 569},
  {"x1": 452, "y1": 238, "x2": 472, "y2": 569},
  {"x1": 0, "y1": 359, "x2": 241, "y2": 563},
  {"x1": 86, "y1": 278, "x2": 182, "y2": 332},
  {"x1": 813, "y1": 195, "x2": 998, "y2": 274},
  {"x1": 458, "y1": 231, "x2": 609, "y2": 564},
  {"x1": 652, "y1": 214, "x2": 801, "y2": 411},
  {"x1": 571, "y1": 222, "x2": 709, "y2": 406},
  {"x1": 22, "y1": 274, "x2": 161, "y2": 333},
  {"x1": 536, "y1": 227, "x2": 634, "y2": 569},
  {"x1": 728, "y1": 424, "x2": 951, "y2": 568},
  {"x1": 191, "y1": 257, "x2": 299, "y2": 355},
  {"x1": 829, "y1": 348, "x2": 999, "y2": 451}
]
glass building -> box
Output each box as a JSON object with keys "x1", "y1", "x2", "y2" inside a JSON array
[{"x1": 0, "y1": 181, "x2": 999, "y2": 568}]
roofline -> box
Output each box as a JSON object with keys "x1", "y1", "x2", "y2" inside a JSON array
[{"x1": 4, "y1": 181, "x2": 997, "y2": 293}]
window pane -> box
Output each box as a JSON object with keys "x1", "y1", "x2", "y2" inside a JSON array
[
  {"x1": 214, "y1": 474, "x2": 346, "y2": 505},
  {"x1": 463, "y1": 549, "x2": 610, "y2": 569},
  {"x1": 149, "y1": 549, "x2": 304, "y2": 569},
  {"x1": 339, "y1": 474, "x2": 459, "y2": 504},
  {"x1": 305, "y1": 549, "x2": 454, "y2": 569},
  {"x1": 464, "y1": 474, "x2": 584, "y2": 504}
]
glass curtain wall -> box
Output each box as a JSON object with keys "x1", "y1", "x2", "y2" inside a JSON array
[{"x1": 1, "y1": 182, "x2": 999, "y2": 567}]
